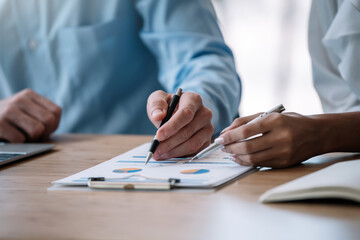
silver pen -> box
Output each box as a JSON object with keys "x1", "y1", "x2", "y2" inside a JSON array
[{"x1": 190, "y1": 104, "x2": 285, "y2": 161}]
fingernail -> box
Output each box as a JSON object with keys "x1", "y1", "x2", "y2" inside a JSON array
[
  {"x1": 221, "y1": 147, "x2": 226, "y2": 152},
  {"x1": 215, "y1": 137, "x2": 225, "y2": 145},
  {"x1": 151, "y1": 109, "x2": 164, "y2": 117}
]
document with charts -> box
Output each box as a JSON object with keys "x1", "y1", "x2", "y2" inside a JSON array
[{"x1": 52, "y1": 143, "x2": 255, "y2": 189}]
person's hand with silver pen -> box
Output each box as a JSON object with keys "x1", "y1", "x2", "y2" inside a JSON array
[
  {"x1": 190, "y1": 104, "x2": 285, "y2": 162},
  {"x1": 214, "y1": 105, "x2": 324, "y2": 168}
]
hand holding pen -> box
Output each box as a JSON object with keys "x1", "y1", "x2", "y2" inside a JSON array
[
  {"x1": 196, "y1": 104, "x2": 321, "y2": 168},
  {"x1": 146, "y1": 88, "x2": 214, "y2": 164},
  {"x1": 191, "y1": 104, "x2": 285, "y2": 162},
  {"x1": 146, "y1": 88, "x2": 182, "y2": 164}
]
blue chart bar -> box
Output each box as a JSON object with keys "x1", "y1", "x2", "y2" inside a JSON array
[{"x1": 72, "y1": 177, "x2": 89, "y2": 182}]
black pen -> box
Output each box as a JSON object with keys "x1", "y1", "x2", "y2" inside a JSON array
[{"x1": 145, "y1": 88, "x2": 182, "y2": 165}]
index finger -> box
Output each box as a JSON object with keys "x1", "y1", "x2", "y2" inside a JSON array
[
  {"x1": 221, "y1": 113, "x2": 262, "y2": 135},
  {"x1": 218, "y1": 115, "x2": 273, "y2": 145},
  {"x1": 156, "y1": 92, "x2": 202, "y2": 141}
]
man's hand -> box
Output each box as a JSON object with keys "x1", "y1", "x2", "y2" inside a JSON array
[
  {"x1": 217, "y1": 113, "x2": 321, "y2": 168},
  {"x1": 147, "y1": 90, "x2": 214, "y2": 160},
  {"x1": 0, "y1": 89, "x2": 62, "y2": 142}
]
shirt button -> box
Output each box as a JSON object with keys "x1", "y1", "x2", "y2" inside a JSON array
[{"x1": 28, "y1": 39, "x2": 38, "y2": 50}]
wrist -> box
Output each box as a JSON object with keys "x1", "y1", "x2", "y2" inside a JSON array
[
  {"x1": 301, "y1": 115, "x2": 331, "y2": 156},
  {"x1": 310, "y1": 112, "x2": 360, "y2": 154}
]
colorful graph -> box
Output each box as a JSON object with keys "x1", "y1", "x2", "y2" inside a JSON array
[
  {"x1": 113, "y1": 168, "x2": 142, "y2": 173},
  {"x1": 181, "y1": 169, "x2": 210, "y2": 174}
]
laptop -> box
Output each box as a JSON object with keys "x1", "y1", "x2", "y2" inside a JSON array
[{"x1": 0, "y1": 143, "x2": 55, "y2": 166}]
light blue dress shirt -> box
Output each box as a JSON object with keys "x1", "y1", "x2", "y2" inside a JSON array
[
  {"x1": 309, "y1": 0, "x2": 360, "y2": 113},
  {"x1": 0, "y1": 0, "x2": 241, "y2": 135}
]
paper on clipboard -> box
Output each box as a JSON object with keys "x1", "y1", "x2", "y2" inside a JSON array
[{"x1": 51, "y1": 143, "x2": 255, "y2": 189}]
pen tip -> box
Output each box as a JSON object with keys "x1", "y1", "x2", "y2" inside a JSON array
[{"x1": 145, "y1": 152, "x2": 153, "y2": 165}]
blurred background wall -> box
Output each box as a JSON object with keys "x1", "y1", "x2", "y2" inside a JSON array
[{"x1": 211, "y1": 0, "x2": 323, "y2": 116}]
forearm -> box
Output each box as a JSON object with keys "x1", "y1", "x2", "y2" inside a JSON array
[
  {"x1": 136, "y1": 0, "x2": 240, "y2": 133},
  {"x1": 179, "y1": 56, "x2": 241, "y2": 134},
  {"x1": 311, "y1": 112, "x2": 360, "y2": 154}
]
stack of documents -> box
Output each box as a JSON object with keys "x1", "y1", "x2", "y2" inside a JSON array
[{"x1": 52, "y1": 143, "x2": 255, "y2": 190}]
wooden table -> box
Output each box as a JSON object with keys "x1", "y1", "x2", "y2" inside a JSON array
[{"x1": 1, "y1": 134, "x2": 359, "y2": 240}]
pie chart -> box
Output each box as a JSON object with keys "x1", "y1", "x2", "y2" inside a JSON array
[
  {"x1": 181, "y1": 169, "x2": 210, "y2": 174},
  {"x1": 113, "y1": 168, "x2": 142, "y2": 173}
]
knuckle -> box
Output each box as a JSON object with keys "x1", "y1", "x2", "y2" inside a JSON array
[
  {"x1": 234, "y1": 118, "x2": 242, "y2": 125},
  {"x1": 181, "y1": 126, "x2": 192, "y2": 140},
  {"x1": 21, "y1": 88, "x2": 34, "y2": 97},
  {"x1": 192, "y1": 93, "x2": 202, "y2": 103},
  {"x1": 167, "y1": 121, "x2": 179, "y2": 132},
  {"x1": 52, "y1": 105, "x2": 62, "y2": 117},
  {"x1": 281, "y1": 147, "x2": 292, "y2": 157},
  {"x1": 282, "y1": 129, "x2": 294, "y2": 144},
  {"x1": 203, "y1": 108, "x2": 212, "y2": 120},
  {"x1": 270, "y1": 113, "x2": 284, "y2": 124},
  {"x1": 182, "y1": 107, "x2": 195, "y2": 120},
  {"x1": 11, "y1": 95, "x2": 25, "y2": 105},
  {"x1": 30, "y1": 123, "x2": 45, "y2": 139},
  {"x1": 44, "y1": 114, "x2": 56, "y2": 126},
  {"x1": 187, "y1": 140, "x2": 200, "y2": 153}
]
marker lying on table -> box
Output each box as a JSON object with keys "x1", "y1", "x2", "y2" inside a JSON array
[
  {"x1": 145, "y1": 88, "x2": 182, "y2": 165},
  {"x1": 190, "y1": 104, "x2": 285, "y2": 162}
]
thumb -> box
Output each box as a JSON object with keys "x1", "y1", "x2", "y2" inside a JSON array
[{"x1": 147, "y1": 90, "x2": 170, "y2": 128}]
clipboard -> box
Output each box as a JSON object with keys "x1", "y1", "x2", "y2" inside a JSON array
[
  {"x1": 51, "y1": 143, "x2": 256, "y2": 191},
  {"x1": 86, "y1": 167, "x2": 258, "y2": 191},
  {"x1": 87, "y1": 177, "x2": 180, "y2": 190}
]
